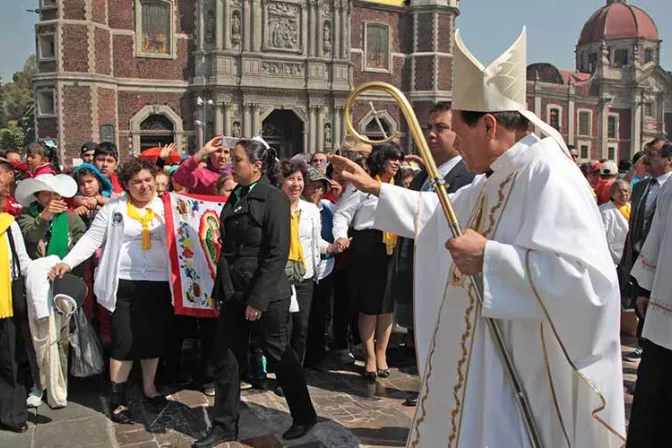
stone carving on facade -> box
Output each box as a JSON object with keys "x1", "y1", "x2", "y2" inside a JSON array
[
  {"x1": 321, "y1": 1, "x2": 332, "y2": 17},
  {"x1": 262, "y1": 61, "x2": 304, "y2": 77},
  {"x1": 265, "y1": 3, "x2": 301, "y2": 52},
  {"x1": 323, "y1": 21, "x2": 331, "y2": 50},
  {"x1": 262, "y1": 121, "x2": 283, "y2": 137},
  {"x1": 231, "y1": 0, "x2": 241, "y2": 5},
  {"x1": 324, "y1": 123, "x2": 332, "y2": 144},
  {"x1": 231, "y1": 11, "x2": 242, "y2": 43},
  {"x1": 232, "y1": 121, "x2": 241, "y2": 137},
  {"x1": 205, "y1": 10, "x2": 216, "y2": 45}
]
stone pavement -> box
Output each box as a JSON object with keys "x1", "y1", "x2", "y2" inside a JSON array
[{"x1": 1, "y1": 340, "x2": 639, "y2": 448}]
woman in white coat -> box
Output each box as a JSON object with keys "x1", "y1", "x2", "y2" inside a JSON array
[
  {"x1": 599, "y1": 179, "x2": 631, "y2": 265},
  {"x1": 50, "y1": 158, "x2": 173, "y2": 425}
]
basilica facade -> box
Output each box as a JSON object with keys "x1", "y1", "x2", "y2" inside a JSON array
[{"x1": 32, "y1": 0, "x2": 458, "y2": 162}]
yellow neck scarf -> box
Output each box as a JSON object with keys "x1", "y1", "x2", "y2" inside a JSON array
[
  {"x1": 0, "y1": 213, "x2": 15, "y2": 319},
  {"x1": 288, "y1": 209, "x2": 305, "y2": 267},
  {"x1": 617, "y1": 202, "x2": 631, "y2": 221},
  {"x1": 127, "y1": 197, "x2": 157, "y2": 250},
  {"x1": 376, "y1": 175, "x2": 397, "y2": 255}
]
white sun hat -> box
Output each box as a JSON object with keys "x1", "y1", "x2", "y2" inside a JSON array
[{"x1": 15, "y1": 174, "x2": 78, "y2": 207}]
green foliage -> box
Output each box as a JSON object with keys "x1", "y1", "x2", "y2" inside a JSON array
[
  {"x1": 0, "y1": 121, "x2": 26, "y2": 154},
  {"x1": 3, "y1": 56, "x2": 36, "y2": 121}
]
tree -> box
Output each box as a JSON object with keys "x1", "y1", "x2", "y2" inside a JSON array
[
  {"x1": 0, "y1": 121, "x2": 26, "y2": 154},
  {"x1": 3, "y1": 56, "x2": 36, "y2": 121}
]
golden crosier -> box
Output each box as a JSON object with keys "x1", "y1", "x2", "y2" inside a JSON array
[{"x1": 343, "y1": 81, "x2": 544, "y2": 448}]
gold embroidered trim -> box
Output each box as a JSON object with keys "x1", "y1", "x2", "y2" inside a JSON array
[
  {"x1": 482, "y1": 172, "x2": 517, "y2": 238},
  {"x1": 541, "y1": 324, "x2": 571, "y2": 447},
  {"x1": 524, "y1": 250, "x2": 627, "y2": 445},
  {"x1": 411, "y1": 191, "x2": 423, "y2": 379},
  {"x1": 450, "y1": 192, "x2": 487, "y2": 287}
]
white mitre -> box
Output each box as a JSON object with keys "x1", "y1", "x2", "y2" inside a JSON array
[{"x1": 452, "y1": 27, "x2": 570, "y2": 157}]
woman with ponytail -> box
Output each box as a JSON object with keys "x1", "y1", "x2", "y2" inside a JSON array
[
  {"x1": 26, "y1": 142, "x2": 59, "y2": 177},
  {"x1": 196, "y1": 139, "x2": 316, "y2": 448}
]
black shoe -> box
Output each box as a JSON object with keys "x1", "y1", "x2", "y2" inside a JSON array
[
  {"x1": 623, "y1": 347, "x2": 643, "y2": 363},
  {"x1": 403, "y1": 392, "x2": 419, "y2": 407},
  {"x1": 282, "y1": 417, "x2": 317, "y2": 440},
  {"x1": 377, "y1": 369, "x2": 390, "y2": 379},
  {"x1": 274, "y1": 385, "x2": 285, "y2": 397},
  {"x1": 111, "y1": 406, "x2": 132, "y2": 424},
  {"x1": 143, "y1": 394, "x2": 168, "y2": 408},
  {"x1": 362, "y1": 371, "x2": 377, "y2": 383},
  {"x1": 0, "y1": 422, "x2": 28, "y2": 433},
  {"x1": 192, "y1": 426, "x2": 237, "y2": 448}
]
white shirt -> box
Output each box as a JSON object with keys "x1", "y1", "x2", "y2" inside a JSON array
[
  {"x1": 332, "y1": 186, "x2": 380, "y2": 240},
  {"x1": 645, "y1": 170, "x2": 672, "y2": 212},
  {"x1": 599, "y1": 201, "x2": 629, "y2": 265},
  {"x1": 420, "y1": 155, "x2": 463, "y2": 191},
  {"x1": 6, "y1": 221, "x2": 31, "y2": 280},
  {"x1": 118, "y1": 198, "x2": 169, "y2": 281}
]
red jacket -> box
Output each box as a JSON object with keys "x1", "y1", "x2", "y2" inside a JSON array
[
  {"x1": 32, "y1": 164, "x2": 57, "y2": 177},
  {"x1": 3, "y1": 195, "x2": 22, "y2": 216},
  {"x1": 109, "y1": 173, "x2": 123, "y2": 194}
]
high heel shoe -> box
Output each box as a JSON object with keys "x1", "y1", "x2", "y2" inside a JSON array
[
  {"x1": 377, "y1": 369, "x2": 390, "y2": 379},
  {"x1": 362, "y1": 371, "x2": 377, "y2": 382}
]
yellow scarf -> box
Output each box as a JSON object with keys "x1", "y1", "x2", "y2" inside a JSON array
[
  {"x1": 288, "y1": 209, "x2": 305, "y2": 267},
  {"x1": 617, "y1": 202, "x2": 631, "y2": 221},
  {"x1": 126, "y1": 197, "x2": 157, "y2": 250},
  {"x1": 0, "y1": 213, "x2": 15, "y2": 319},
  {"x1": 376, "y1": 175, "x2": 397, "y2": 255}
]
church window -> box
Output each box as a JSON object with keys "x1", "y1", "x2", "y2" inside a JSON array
[
  {"x1": 365, "y1": 23, "x2": 390, "y2": 71},
  {"x1": 578, "y1": 111, "x2": 591, "y2": 136},
  {"x1": 580, "y1": 145, "x2": 589, "y2": 159},
  {"x1": 137, "y1": 0, "x2": 173, "y2": 57},
  {"x1": 36, "y1": 90, "x2": 56, "y2": 116},
  {"x1": 549, "y1": 108, "x2": 560, "y2": 131},
  {"x1": 608, "y1": 115, "x2": 618, "y2": 139},
  {"x1": 608, "y1": 146, "x2": 616, "y2": 161},
  {"x1": 38, "y1": 34, "x2": 56, "y2": 60},
  {"x1": 614, "y1": 49, "x2": 629, "y2": 67},
  {"x1": 587, "y1": 53, "x2": 598, "y2": 73},
  {"x1": 644, "y1": 49, "x2": 654, "y2": 64},
  {"x1": 644, "y1": 103, "x2": 655, "y2": 118},
  {"x1": 41, "y1": 0, "x2": 57, "y2": 7}
]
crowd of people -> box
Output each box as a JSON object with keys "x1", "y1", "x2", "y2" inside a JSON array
[{"x1": 0, "y1": 107, "x2": 669, "y2": 445}]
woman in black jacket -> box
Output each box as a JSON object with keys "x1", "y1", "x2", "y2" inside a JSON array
[{"x1": 193, "y1": 139, "x2": 317, "y2": 448}]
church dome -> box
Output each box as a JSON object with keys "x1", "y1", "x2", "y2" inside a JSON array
[{"x1": 578, "y1": 0, "x2": 659, "y2": 46}]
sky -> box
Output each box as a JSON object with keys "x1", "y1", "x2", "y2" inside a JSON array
[{"x1": 0, "y1": 0, "x2": 671, "y2": 83}]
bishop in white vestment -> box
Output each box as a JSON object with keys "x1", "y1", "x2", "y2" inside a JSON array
[{"x1": 331, "y1": 28, "x2": 626, "y2": 447}]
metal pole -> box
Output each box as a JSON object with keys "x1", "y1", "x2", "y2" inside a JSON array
[{"x1": 369, "y1": 101, "x2": 388, "y2": 139}]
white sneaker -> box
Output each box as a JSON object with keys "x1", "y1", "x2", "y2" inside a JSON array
[{"x1": 26, "y1": 387, "x2": 43, "y2": 408}]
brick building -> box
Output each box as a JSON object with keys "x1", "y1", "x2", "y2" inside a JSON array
[
  {"x1": 32, "y1": 0, "x2": 458, "y2": 163},
  {"x1": 528, "y1": 0, "x2": 672, "y2": 163}
]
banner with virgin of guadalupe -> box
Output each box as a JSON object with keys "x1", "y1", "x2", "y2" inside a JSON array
[{"x1": 164, "y1": 192, "x2": 227, "y2": 318}]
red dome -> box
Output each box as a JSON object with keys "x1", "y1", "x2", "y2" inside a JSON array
[{"x1": 578, "y1": 1, "x2": 659, "y2": 46}]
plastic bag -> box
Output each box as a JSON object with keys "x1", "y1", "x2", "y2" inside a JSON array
[{"x1": 69, "y1": 308, "x2": 104, "y2": 377}]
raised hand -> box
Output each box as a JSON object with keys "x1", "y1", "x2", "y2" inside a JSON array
[
  {"x1": 159, "y1": 143, "x2": 177, "y2": 160},
  {"x1": 195, "y1": 136, "x2": 223, "y2": 160},
  {"x1": 328, "y1": 155, "x2": 380, "y2": 196},
  {"x1": 39, "y1": 198, "x2": 68, "y2": 221}
]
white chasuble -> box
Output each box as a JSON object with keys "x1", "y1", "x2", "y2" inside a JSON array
[
  {"x1": 374, "y1": 135, "x2": 626, "y2": 447},
  {"x1": 631, "y1": 179, "x2": 672, "y2": 351}
]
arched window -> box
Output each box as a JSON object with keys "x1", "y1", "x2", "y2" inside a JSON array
[
  {"x1": 548, "y1": 107, "x2": 561, "y2": 131},
  {"x1": 137, "y1": 0, "x2": 173, "y2": 57},
  {"x1": 364, "y1": 117, "x2": 392, "y2": 139},
  {"x1": 139, "y1": 114, "x2": 175, "y2": 151}
]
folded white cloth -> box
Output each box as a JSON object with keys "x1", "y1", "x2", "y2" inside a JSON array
[
  {"x1": 26, "y1": 255, "x2": 61, "y2": 319},
  {"x1": 289, "y1": 285, "x2": 299, "y2": 313}
]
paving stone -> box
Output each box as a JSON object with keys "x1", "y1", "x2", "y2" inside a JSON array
[
  {"x1": 32, "y1": 416, "x2": 111, "y2": 448},
  {"x1": 240, "y1": 434, "x2": 285, "y2": 448}
]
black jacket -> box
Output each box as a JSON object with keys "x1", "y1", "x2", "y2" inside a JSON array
[
  {"x1": 211, "y1": 175, "x2": 292, "y2": 311},
  {"x1": 391, "y1": 159, "x2": 475, "y2": 327}
]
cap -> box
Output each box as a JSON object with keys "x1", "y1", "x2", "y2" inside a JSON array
[
  {"x1": 80, "y1": 141, "x2": 98, "y2": 154},
  {"x1": 306, "y1": 167, "x2": 331, "y2": 189},
  {"x1": 600, "y1": 161, "x2": 619, "y2": 175}
]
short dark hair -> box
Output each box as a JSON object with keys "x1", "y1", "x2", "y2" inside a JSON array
[
  {"x1": 80, "y1": 141, "x2": 98, "y2": 154},
  {"x1": 279, "y1": 159, "x2": 308, "y2": 184},
  {"x1": 367, "y1": 142, "x2": 404, "y2": 177},
  {"x1": 311, "y1": 151, "x2": 328, "y2": 162},
  {"x1": 431, "y1": 102, "x2": 451, "y2": 115},
  {"x1": 459, "y1": 111, "x2": 530, "y2": 131},
  {"x1": 660, "y1": 143, "x2": 672, "y2": 159},
  {"x1": 94, "y1": 142, "x2": 118, "y2": 161},
  {"x1": 632, "y1": 150, "x2": 646, "y2": 165},
  {"x1": 117, "y1": 158, "x2": 157, "y2": 191}
]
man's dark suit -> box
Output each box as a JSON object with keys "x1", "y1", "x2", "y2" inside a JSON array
[
  {"x1": 619, "y1": 178, "x2": 656, "y2": 309},
  {"x1": 391, "y1": 159, "x2": 475, "y2": 329}
]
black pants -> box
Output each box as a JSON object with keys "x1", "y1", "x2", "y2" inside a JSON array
[
  {"x1": 304, "y1": 274, "x2": 334, "y2": 367},
  {"x1": 163, "y1": 315, "x2": 218, "y2": 385},
  {"x1": 627, "y1": 340, "x2": 672, "y2": 447},
  {"x1": 331, "y1": 268, "x2": 359, "y2": 350},
  {"x1": 0, "y1": 317, "x2": 27, "y2": 429},
  {"x1": 212, "y1": 299, "x2": 316, "y2": 434},
  {"x1": 289, "y1": 280, "x2": 314, "y2": 366}
]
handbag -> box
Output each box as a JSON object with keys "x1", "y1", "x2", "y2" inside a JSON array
[
  {"x1": 69, "y1": 308, "x2": 104, "y2": 377},
  {"x1": 285, "y1": 259, "x2": 306, "y2": 285},
  {"x1": 7, "y1": 228, "x2": 28, "y2": 319}
]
